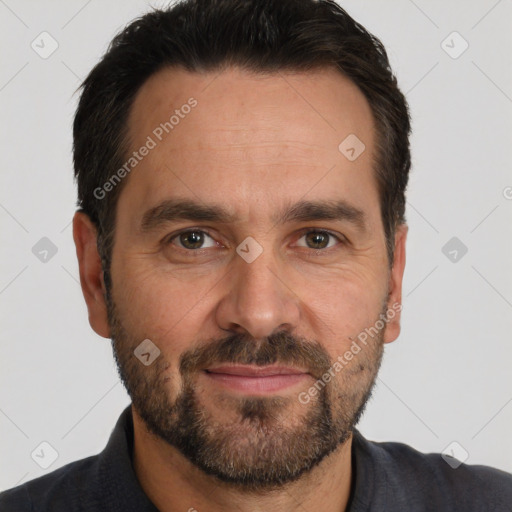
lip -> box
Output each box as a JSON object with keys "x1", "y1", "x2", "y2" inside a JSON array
[
  {"x1": 205, "y1": 365, "x2": 308, "y2": 377},
  {"x1": 203, "y1": 365, "x2": 310, "y2": 394}
]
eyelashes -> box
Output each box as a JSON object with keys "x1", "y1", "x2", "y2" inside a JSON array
[{"x1": 165, "y1": 228, "x2": 345, "y2": 253}]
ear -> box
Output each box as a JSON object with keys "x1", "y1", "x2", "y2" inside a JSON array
[
  {"x1": 383, "y1": 223, "x2": 408, "y2": 344},
  {"x1": 72, "y1": 211, "x2": 111, "y2": 338}
]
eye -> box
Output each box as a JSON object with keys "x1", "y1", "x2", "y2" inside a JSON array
[
  {"x1": 164, "y1": 228, "x2": 344, "y2": 253},
  {"x1": 166, "y1": 229, "x2": 218, "y2": 250},
  {"x1": 294, "y1": 229, "x2": 343, "y2": 250}
]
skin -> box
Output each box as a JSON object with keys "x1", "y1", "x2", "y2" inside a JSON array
[{"x1": 73, "y1": 66, "x2": 407, "y2": 512}]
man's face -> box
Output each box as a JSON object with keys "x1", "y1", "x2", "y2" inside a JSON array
[{"x1": 93, "y1": 67, "x2": 406, "y2": 489}]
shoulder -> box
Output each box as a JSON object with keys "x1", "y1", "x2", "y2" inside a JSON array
[
  {"x1": 354, "y1": 431, "x2": 512, "y2": 511},
  {"x1": 0, "y1": 454, "x2": 100, "y2": 511}
]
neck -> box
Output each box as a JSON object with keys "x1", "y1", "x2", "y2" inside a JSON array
[{"x1": 131, "y1": 406, "x2": 354, "y2": 512}]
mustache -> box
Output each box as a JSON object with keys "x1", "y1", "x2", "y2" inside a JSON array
[{"x1": 179, "y1": 331, "x2": 332, "y2": 380}]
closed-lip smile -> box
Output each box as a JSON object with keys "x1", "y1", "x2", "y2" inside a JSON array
[{"x1": 203, "y1": 365, "x2": 310, "y2": 394}]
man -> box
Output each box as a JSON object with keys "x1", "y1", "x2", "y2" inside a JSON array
[{"x1": 1, "y1": 0, "x2": 511, "y2": 510}]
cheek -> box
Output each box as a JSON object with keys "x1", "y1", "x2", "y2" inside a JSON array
[
  {"x1": 298, "y1": 267, "x2": 387, "y2": 347},
  {"x1": 110, "y1": 241, "x2": 388, "y2": 362},
  {"x1": 110, "y1": 259, "x2": 216, "y2": 355}
]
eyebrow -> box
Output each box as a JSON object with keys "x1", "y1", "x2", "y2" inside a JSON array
[{"x1": 140, "y1": 198, "x2": 367, "y2": 233}]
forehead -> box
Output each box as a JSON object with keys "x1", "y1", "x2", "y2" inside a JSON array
[
  {"x1": 127, "y1": 65, "x2": 374, "y2": 150},
  {"x1": 119, "y1": 65, "x2": 378, "y2": 230}
]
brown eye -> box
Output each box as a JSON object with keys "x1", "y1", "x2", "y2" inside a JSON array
[
  {"x1": 169, "y1": 230, "x2": 217, "y2": 250},
  {"x1": 296, "y1": 230, "x2": 342, "y2": 250},
  {"x1": 305, "y1": 231, "x2": 329, "y2": 249}
]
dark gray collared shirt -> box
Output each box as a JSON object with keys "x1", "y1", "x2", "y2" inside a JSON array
[{"x1": 1, "y1": 404, "x2": 511, "y2": 511}]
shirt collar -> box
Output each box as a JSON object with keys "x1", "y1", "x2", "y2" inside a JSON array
[
  {"x1": 96, "y1": 404, "x2": 159, "y2": 511},
  {"x1": 98, "y1": 404, "x2": 376, "y2": 511}
]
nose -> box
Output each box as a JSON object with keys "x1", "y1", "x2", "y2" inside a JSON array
[{"x1": 215, "y1": 246, "x2": 301, "y2": 340}]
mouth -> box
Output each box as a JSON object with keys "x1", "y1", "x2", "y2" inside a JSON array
[{"x1": 203, "y1": 365, "x2": 311, "y2": 394}]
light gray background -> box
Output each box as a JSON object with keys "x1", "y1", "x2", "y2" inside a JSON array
[{"x1": 1, "y1": 0, "x2": 511, "y2": 491}]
